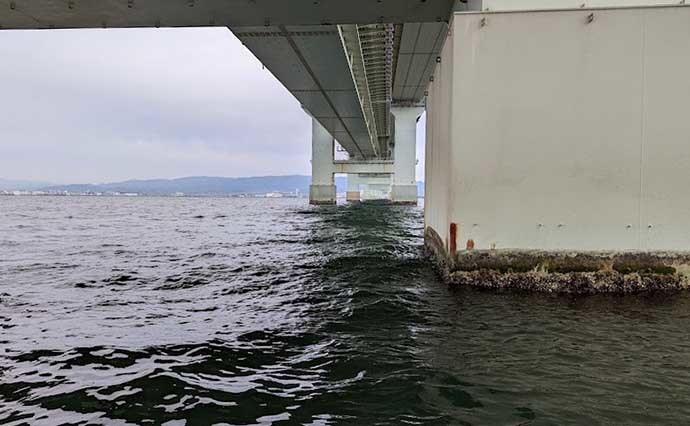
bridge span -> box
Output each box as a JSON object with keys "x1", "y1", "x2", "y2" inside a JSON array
[{"x1": 5, "y1": 0, "x2": 690, "y2": 291}]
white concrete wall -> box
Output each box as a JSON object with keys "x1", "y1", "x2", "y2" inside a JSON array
[
  {"x1": 425, "y1": 6, "x2": 690, "y2": 251},
  {"x1": 425, "y1": 23, "x2": 454, "y2": 248}
]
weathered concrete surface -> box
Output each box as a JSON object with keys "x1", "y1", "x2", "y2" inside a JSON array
[
  {"x1": 390, "y1": 185, "x2": 418, "y2": 205},
  {"x1": 424, "y1": 6, "x2": 690, "y2": 252},
  {"x1": 422, "y1": 5, "x2": 690, "y2": 292},
  {"x1": 309, "y1": 185, "x2": 336, "y2": 205},
  {"x1": 425, "y1": 226, "x2": 690, "y2": 294}
]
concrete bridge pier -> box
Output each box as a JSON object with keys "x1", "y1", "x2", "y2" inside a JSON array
[
  {"x1": 424, "y1": 5, "x2": 690, "y2": 293},
  {"x1": 346, "y1": 173, "x2": 361, "y2": 203},
  {"x1": 309, "y1": 118, "x2": 336, "y2": 205},
  {"x1": 391, "y1": 106, "x2": 423, "y2": 205},
  {"x1": 360, "y1": 174, "x2": 392, "y2": 202},
  {"x1": 347, "y1": 173, "x2": 396, "y2": 203},
  {"x1": 310, "y1": 117, "x2": 396, "y2": 205}
]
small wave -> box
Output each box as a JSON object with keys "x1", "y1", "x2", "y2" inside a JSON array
[
  {"x1": 155, "y1": 275, "x2": 210, "y2": 290},
  {"x1": 103, "y1": 274, "x2": 139, "y2": 285},
  {"x1": 189, "y1": 252, "x2": 217, "y2": 259}
]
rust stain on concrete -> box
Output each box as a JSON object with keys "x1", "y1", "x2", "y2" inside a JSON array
[{"x1": 449, "y1": 222, "x2": 458, "y2": 255}]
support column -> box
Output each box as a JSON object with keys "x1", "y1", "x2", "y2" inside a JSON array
[
  {"x1": 390, "y1": 106, "x2": 424, "y2": 205},
  {"x1": 346, "y1": 173, "x2": 360, "y2": 202},
  {"x1": 360, "y1": 174, "x2": 392, "y2": 202},
  {"x1": 309, "y1": 118, "x2": 336, "y2": 205},
  {"x1": 423, "y1": 7, "x2": 690, "y2": 293}
]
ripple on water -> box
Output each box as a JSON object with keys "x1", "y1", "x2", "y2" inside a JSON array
[{"x1": 2, "y1": 197, "x2": 690, "y2": 425}]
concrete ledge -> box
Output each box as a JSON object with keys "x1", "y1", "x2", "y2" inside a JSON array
[
  {"x1": 424, "y1": 226, "x2": 690, "y2": 294},
  {"x1": 333, "y1": 160, "x2": 394, "y2": 174}
]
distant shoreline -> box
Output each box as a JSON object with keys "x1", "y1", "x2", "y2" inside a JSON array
[
  {"x1": 0, "y1": 191, "x2": 307, "y2": 198},
  {"x1": 0, "y1": 175, "x2": 425, "y2": 198}
]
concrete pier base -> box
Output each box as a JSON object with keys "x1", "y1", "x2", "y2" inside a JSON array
[
  {"x1": 358, "y1": 174, "x2": 391, "y2": 202},
  {"x1": 346, "y1": 192, "x2": 360, "y2": 202},
  {"x1": 390, "y1": 184, "x2": 418, "y2": 205},
  {"x1": 425, "y1": 227, "x2": 690, "y2": 294},
  {"x1": 310, "y1": 185, "x2": 336, "y2": 205},
  {"x1": 346, "y1": 173, "x2": 360, "y2": 202}
]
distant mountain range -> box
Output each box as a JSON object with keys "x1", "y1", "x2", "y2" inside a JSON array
[
  {"x1": 43, "y1": 175, "x2": 316, "y2": 195},
  {"x1": 0, "y1": 178, "x2": 53, "y2": 191},
  {"x1": 2, "y1": 176, "x2": 424, "y2": 196}
]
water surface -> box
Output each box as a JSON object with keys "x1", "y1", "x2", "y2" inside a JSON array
[{"x1": 1, "y1": 196, "x2": 690, "y2": 425}]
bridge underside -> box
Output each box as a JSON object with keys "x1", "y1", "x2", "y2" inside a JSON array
[
  {"x1": 1, "y1": 0, "x2": 451, "y2": 206},
  {"x1": 0, "y1": 0, "x2": 454, "y2": 29},
  {"x1": 0, "y1": 0, "x2": 450, "y2": 161},
  {"x1": 233, "y1": 22, "x2": 446, "y2": 160}
]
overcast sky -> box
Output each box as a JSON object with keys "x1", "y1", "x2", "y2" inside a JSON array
[{"x1": 0, "y1": 28, "x2": 425, "y2": 184}]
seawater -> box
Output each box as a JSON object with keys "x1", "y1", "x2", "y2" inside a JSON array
[{"x1": 2, "y1": 196, "x2": 690, "y2": 425}]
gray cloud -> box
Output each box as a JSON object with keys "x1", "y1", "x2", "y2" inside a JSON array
[{"x1": 0, "y1": 27, "x2": 425, "y2": 184}]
